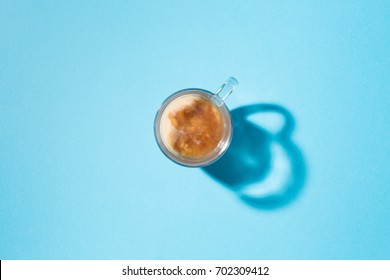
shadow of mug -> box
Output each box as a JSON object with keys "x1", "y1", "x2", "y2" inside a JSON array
[{"x1": 202, "y1": 104, "x2": 306, "y2": 210}]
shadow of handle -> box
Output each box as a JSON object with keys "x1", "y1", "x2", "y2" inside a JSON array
[
  {"x1": 233, "y1": 104, "x2": 295, "y2": 138},
  {"x1": 203, "y1": 103, "x2": 306, "y2": 210},
  {"x1": 238, "y1": 138, "x2": 306, "y2": 210}
]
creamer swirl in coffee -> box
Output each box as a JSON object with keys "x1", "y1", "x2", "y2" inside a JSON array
[{"x1": 160, "y1": 94, "x2": 224, "y2": 158}]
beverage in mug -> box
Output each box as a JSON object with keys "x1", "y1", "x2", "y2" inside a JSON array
[
  {"x1": 160, "y1": 94, "x2": 223, "y2": 157},
  {"x1": 154, "y1": 77, "x2": 238, "y2": 167}
]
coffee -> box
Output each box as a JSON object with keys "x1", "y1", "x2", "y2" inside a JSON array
[
  {"x1": 160, "y1": 94, "x2": 224, "y2": 158},
  {"x1": 155, "y1": 77, "x2": 237, "y2": 167}
]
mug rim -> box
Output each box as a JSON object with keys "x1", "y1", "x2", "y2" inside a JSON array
[{"x1": 154, "y1": 88, "x2": 233, "y2": 167}]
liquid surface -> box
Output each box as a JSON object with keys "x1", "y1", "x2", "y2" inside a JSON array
[{"x1": 161, "y1": 95, "x2": 224, "y2": 158}]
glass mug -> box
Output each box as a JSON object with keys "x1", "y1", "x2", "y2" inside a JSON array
[{"x1": 154, "y1": 77, "x2": 238, "y2": 167}]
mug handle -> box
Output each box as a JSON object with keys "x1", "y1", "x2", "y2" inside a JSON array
[
  {"x1": 211, "y1": 77, "x2": 239, "y2": 107},
  {"x1": 232, "y1": 104, "x2": 295, "y2": 137}
]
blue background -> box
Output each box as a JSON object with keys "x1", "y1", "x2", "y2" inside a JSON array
[{"x1": 1, "y1": 0, "x2": 389, "y2": 259}]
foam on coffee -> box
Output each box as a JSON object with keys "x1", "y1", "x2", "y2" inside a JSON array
[{"x1": 160, "y1": 94, "x2": 224, "y2": 158}]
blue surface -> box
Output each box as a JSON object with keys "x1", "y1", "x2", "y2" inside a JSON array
[{"x1": 1, "y1": 0, "x2": 389, "y2": 259}]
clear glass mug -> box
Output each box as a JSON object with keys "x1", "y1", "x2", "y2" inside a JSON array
[{"x1": 154, "y1": 77, "x2": 238, "y2": 167}]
